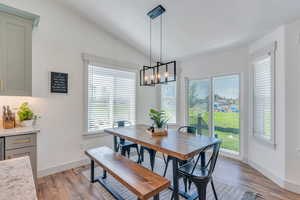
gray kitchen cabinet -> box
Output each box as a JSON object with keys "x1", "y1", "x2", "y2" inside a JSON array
[
  {"x1": 5, "y1": 133, "x2": 37, "y2": 180},
  {"x1": 6, "y1": 146, "x2": 37, "y2": 178},
  {"x1": 0, "y1": 7, "x2": 39, "y2": 96},
  {"x1": 0, "y1": 4, "x2": 40, "y2": 96}
]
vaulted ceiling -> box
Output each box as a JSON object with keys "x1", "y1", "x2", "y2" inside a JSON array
[{"x1": 57, "y1": 0, "x2": 300, "y2": 60}]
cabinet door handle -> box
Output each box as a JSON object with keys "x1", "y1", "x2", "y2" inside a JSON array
[
  {"x1": 0, "y1": 80, "x2": 3, "y2": 91},
  {"x1": 13, "y1": 139, "x2": 31, "y2": 144}
]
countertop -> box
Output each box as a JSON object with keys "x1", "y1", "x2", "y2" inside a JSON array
[
  {"x1": 0, "y1": 126, "x2": 40, "y2": 137},
  {"x1": 0, "y1": 157, "x2": 37, "y2": 200}
]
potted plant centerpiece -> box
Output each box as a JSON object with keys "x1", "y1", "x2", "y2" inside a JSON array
[
  {"x1": 148, "y1": 109, "x2": 169, "y2": 136},
  {"x1": 17, "y1": 102, "x2": 39, "y2": 127}
]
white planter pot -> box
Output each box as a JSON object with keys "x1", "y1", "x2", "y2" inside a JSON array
[{"x1": 20, "y1": 120, "x2": 34, "y2": 127}]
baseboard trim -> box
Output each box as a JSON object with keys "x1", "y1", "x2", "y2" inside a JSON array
[
  {"x1": 37, "y1": 159, "x2": 89, "y2": 178},
  {"x1": 248, "y1": 160, "x2": 285, "y2": 187},
  {"x1": 248, "y1": 160, "x2": 300, "y2": 194},
  {"x1": 284, "y1": 179, "x2": 300, "y2": 194}
]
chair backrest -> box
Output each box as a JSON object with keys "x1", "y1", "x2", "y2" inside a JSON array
[
  {"x1": 191, "y1": 140, "x2": 221, "y2": 178},
  {"x1": 177, "y1": 126, "x2": 197, "y2": 134},
  {"x1": 113, "y1": 121, "x2": 131, "y2": 128}
]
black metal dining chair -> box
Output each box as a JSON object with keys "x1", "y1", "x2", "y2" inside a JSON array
[
  {"x1": 160, "y1": 126, "x2": 197, "y2": 194},
  {"x1": 177, "y1": 140, "x2": 221, "y2": 200},
  {"x1": 113, "y1": 121, "x2": 140, "y2": 162},
  {"x1": 162, "y1": 126, "x2": 197, "y2": 177}
]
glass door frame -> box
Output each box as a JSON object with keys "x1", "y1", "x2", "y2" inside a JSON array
[{"x1": 185, "y1": 73, "x2": 242, "y2": 158}]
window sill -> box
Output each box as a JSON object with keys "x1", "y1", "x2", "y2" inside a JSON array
[
  {"x1": 220, "y1": 148, "x2": 241, "y2": 160},
  {"x1": 83, "y1": 130, "x2": 109, "y2": 138},
  {"x1": 253, "y1": 134, "x2": 276, "y2": 149}
]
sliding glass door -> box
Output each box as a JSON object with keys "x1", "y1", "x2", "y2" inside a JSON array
[
  {"x1": 187, "y1": 74, "x2": 240, "y2": 154},
  {"x1": 213, "y1": 75, "x2": 240, "y2": 153},
  {"x1": 187, "y1": 79, "x2": 210, "y2": 136}
]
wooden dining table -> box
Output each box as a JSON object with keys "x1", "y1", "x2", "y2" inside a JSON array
[{"x1": 104, "y1": 124, "x2": 221, "y2": 200}]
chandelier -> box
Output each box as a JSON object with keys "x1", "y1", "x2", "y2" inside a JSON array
[{"x1": 140, "y1": 5, "x2": 176, "y2": 86}]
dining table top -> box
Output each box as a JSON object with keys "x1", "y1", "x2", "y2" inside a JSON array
[{"x1": 104, "y1": 124, "x2": 221, "y2": 160}]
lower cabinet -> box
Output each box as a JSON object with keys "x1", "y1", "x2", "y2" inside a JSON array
[
  {"x1": 4, "y1": 133, "x2": 37, "y2": 180},
  {"x1": 5, "y1": 146, "x2": 37, "y2": 178}
]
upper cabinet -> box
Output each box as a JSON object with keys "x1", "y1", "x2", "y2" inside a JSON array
[{"x1": 0, "y1": 4, "x2": 39, "y2": 96}]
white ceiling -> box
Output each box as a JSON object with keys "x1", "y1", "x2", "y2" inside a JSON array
[{"x1": 57, "y1": 0, "x2": 300, "y2": 60}]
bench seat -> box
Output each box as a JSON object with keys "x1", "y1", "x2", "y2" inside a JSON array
[{"x1": 85, "y1": 146, "x2": 170, "y2": 200}]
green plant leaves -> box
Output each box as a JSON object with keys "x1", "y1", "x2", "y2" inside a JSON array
[
  {"x1": 149, "y1": 109, "x2": 169, "y2": 128},
  {"x1": 17, "y1": 102, "x2": 34, "y2": 121}
]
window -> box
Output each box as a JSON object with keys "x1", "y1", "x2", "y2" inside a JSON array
[
  {"x1": 161, "y1": 81, "x2": 177, "y2": 124},
  {"x1": 187, "y1": 74, "x2": 240, "y2": 153},
  {"x1": 87, "y1": 64, "x2": 136, "y2": 132},
  {"x1": 253, "y1": 52, "x2": 274, "y2": 142}
]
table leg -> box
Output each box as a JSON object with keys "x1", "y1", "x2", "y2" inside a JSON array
[
  {"x1": 113, "y1": 136, "x2": 118, "y2": 152},
  {"x1": 171, "y1": 156, "x2": 179, "y2": 200}
]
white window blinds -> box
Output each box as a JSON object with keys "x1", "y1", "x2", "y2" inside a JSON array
[
  {"x1": 88, "y1": 65, "x2": 136, "y2": 132},
  {"x1": 253, "y1": 55, "x2": 274, "y2": 141},
  {"x1": 161, "y1": 81, "x2": 177, "y2": 124}
]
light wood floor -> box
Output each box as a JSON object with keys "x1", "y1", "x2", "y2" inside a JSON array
[{"x1": 37, "y1": 156, "x2": 300, "y2": 200}]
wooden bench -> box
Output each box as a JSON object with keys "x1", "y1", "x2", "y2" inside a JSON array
[{"x1": 85, "y1": 146, "x2": 170, "y2": 200}]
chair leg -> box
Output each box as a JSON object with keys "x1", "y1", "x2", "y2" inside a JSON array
[
  {"x1": 211, "y1": 178, "x2": 218, "y2": 200},
  {"x1": 188, "y1": 179, "x2": 192, "y2": 191},
  {"x1": 183, "y1": 177, "x2": 188, "y2": 193},
  {"x1": 195, "y1": 182, "x2": 208, "y2": 200},
  {"x1": 121, "y1": 147, "x2": 126, "y2": 156},
  {"x1": 127, "y1": 148, "x2": 131, "y2": 158},
  {"x1": 102, "y1": 170, "x2": 107, "y2": 179},
  {"x1": 170, "y1": 192, "x2": 174, "y2": 200}
]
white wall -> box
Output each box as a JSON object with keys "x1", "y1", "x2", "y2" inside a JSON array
[
  {"x1": 248, "y1": 26, "x2": 286, "y2": 186},
  {"x1": 178, "y1": 47, "x2": 249, "y2": 160},
  {"x1": 178, "y1": 23, "x2": 300, "y2": 194},
  {"x1": 284, "y1": 19, "x2": 300, "y2": 193},
  {"x1": 0, "y1": 0, "x2": 157, "y2": 176}
]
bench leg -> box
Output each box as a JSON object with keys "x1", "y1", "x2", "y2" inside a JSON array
[
  {"x1": 114, "y1": 136, "x2": 118, "y2": 152},
  {"x1": 90, "y1": 160, "x2": 95, "y2": 183}
]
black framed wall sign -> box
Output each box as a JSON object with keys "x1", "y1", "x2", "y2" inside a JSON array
[{"x1": 50, "y1": 72, "x2": 68, "y2": 93}]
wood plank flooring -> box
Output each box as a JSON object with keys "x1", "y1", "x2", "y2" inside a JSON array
[{"x1": 37, "y1": 156, "x2": 300, "y2": 200}]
